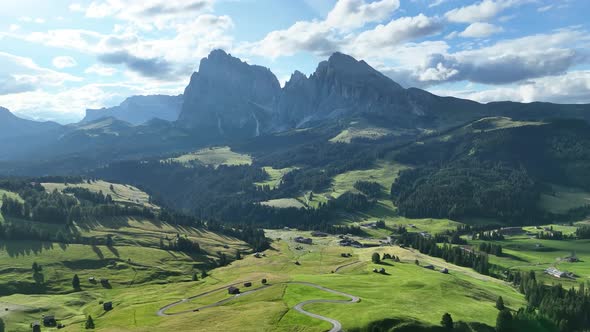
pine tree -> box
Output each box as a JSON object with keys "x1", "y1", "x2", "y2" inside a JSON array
[
  {"x1": 441, "y1": 313, "x2": 453, "y2": 330},
  {"x1": 495, "y1": 296, "x2": 505, "y2": 310},
  {"x1": 72, "y1": 274, "x2": 81, "y2": 290},
  {"x1": 496, "y1": 309, "x2": 512, "y2": 332},
  {"x1": 201, "y1": 270, "x2": 207, "y2": 279},
  {"x1": 0, "y1": 317, "x2": 5, "y2": 332},
  {"x1": 371, "y1": 252, "x2": 381, "y2": 264},
  {"x1": 85, "y1": 315, "x2": 95, "y2": 329},
  {"x1": 236, "y1": 250, "x2": 241, "y2": 260},
  {"x1": 192, "y1": 272, "x2": 198, "y2": 281}
]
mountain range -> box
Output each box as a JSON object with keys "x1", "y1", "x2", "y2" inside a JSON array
[{"x1": 2, "y1": 49, "x2": 590, "y2": 167}]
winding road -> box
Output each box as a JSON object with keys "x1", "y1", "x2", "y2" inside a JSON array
[
  {"x1": 156, "y1": 281, "x2": 360, "y2": 332},
  {"x1": 290, "y1": 282, "x2": 360, "y2": 332}
]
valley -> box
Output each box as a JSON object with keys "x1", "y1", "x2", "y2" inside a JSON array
[{"x1": 1, "y1": 49, "x2": 590, "y2": 332}]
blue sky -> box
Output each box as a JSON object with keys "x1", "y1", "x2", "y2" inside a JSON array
[{"x1": 0, "y1": 0, "x2": 589, "y2": 123}]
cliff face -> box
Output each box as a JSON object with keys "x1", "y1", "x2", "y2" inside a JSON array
[
  {"x1": 178, "y1": 50, "x2": 281, "y2": 138},
  {"x1": 276, "y1": 52, "x2": 450, "y2": 129}
]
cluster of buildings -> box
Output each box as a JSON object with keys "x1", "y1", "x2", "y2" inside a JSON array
[{"x1": 545, "y1": 267, "x2": 575, "y2": 279}]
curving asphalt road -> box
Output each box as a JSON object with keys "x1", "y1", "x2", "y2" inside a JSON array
[
  {"x1": 156, "y1": 281, "x2": 360, "y2": 332},
  {"x1": 289, "y1": 282, "x2": 360, "y2": 332}
]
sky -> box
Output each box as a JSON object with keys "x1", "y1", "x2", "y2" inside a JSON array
[{"x1": 0, "y1": 0, "x2": 589, "y2": 124}]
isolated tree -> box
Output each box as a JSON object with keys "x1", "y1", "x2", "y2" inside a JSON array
[
  {"x1": 192, "y1": 272, "x2": 198, "y2": 281},
  {"x1": 236, "y1": 250, "x2": 241, "y2": 260},
  {"x1": 371, "y1": 252, "x2": 381, "y2": 264},
  {"x1": 495, "y1": 296, "x2": 505, "y2": 310},
  {"x1": 496, "y1": 309, "x2": 512, "y2": 332},
  {"x1": 72, "y1": 274, "x2": 80, "y2": 290},
  {"x1": 105, "y1": 234, "x2": 114, "y2": 247},
  {"x1": 32, "y1": 262, "x2": 41, "y2": 273},
  {"x1": 201, "y1": 270, "x2": 207, "y2": 279},
  {"x1": 109, "y1": 184, "x2": 115, "y2": 192},
  {"x1": 0, "y1": 317, "x2": 5, "y2": 332},
  {"x1": 441, "y1": 313, "x2": 453, "y2": 330},
  {"x1": 85, "y1": 315, "x2": 95, "y2": 329},
  {"x1": 415, "y1": 259, "x2": 420, "y2": 265}
]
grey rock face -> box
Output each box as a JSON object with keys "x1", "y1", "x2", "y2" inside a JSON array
[
  {"x1": 276, "y1": 52, "x2": 436, "y2": 129},
  {"x1": 178, "y1": 50, "x2": 281, "y2": 138}
]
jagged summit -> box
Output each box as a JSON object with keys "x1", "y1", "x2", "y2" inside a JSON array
[{"x1": 178, "y1": 49, "x2": 281, "y2": 138}]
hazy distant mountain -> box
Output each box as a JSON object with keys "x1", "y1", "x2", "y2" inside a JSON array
[
  {"x1": 83, "y1": 95, "x2": 183, "y2": 125},
  {"x1": 0, "y1": 107, "x2": 65, "y2": 160},
  {"x1": 0, "y1": 107, "x2": 62, "y2": 139},
  {"x1": 178, "y1": 50, "x2": 281, "y2": 138}
]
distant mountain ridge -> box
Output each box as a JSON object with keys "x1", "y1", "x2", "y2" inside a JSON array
[
  {"x1": 82, "y1": 94, "x2": 183, "y2": 125},
  {"x1": 2, "y1": 49, "x2": 590, "y2": 164},
  {"x1": 178, "y1": 50, "x2": 590, "y2": 138}
]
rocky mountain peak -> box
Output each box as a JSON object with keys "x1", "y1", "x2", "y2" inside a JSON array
[{"x1": 178, "y1": 50, "x2": 281, "y2": 138}]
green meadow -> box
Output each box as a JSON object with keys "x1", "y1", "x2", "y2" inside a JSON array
[
  {"x1": 41, "y1": 181, "x2": 157, "y2": 209},
  {"x1": 166, "y1": 146, "x2": 252, "y2": 168}
]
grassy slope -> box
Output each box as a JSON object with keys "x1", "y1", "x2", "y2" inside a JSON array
[
  {"x1": 0, "y1": 217, "x2": 248, "y2": 332},
  {"x1": 319, "y1": 161, "x2": 407, "y2": 200},
  {"x1": 255, "y1": 166, "x2": 297, "y2": 189},
  {"x1": 86, "y1": 230, "x2": 525, "y2": 332},
  {"x1": 475, "y1": 230, "x2": 590, "y2": 287},
  {"x1": 539, "y1": 184, "x2": 590, "y2": 213},
  {"x1": 166, "y1": 146, "x2": 252, "y2": 168},
  {"x1": 41, "y1": 181, "x2": 157, "y2": 209},
  {"x1": 260, "y1": 198, "x2": 306, "y2": 209}
]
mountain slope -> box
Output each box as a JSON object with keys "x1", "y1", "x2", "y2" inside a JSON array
[
  {"x1": 0, "y1": 107, "x2": 65, "y2": 161},
  {"x1": 0, "y1": 107, "x2": 63, "y2": 139},
  {"x1": 391, "y1": 118, "x2": 590, "y2": 223}
]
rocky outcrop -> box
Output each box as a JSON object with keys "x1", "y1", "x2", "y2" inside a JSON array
[
  {"x1": 178, "y1": 50, "x2": 281, "y2": 138},
  {"x1": 276, "y1": 52, "x2": 453, "y2": 129}
]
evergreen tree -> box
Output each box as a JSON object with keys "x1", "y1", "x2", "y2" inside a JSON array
[
  {"x1": 371, "y1": 252, "x2": 381, "y2": 264},
  {"x1": 0, "y1": 317, "x2": 5, "y2": 332},
  {"x1": 72, "y1": 274, "x2": 80, "y2": 290},
  {"x1": 85, "y1": 315, "x2": 95, "y2": 329},
  {"x1": 495, "y1": 296, "x2": 505, "y2": 310},
  {"x1": 192, "y1": 272, "x2": 198, "y2": 281},
  {"x1": 496, "y1": 310, "x2": 513, "y2": 332},
  {"x1": 201, "y1": 270, "x2": 207, "y2": 279},
  {"x1": 236, "y1": 250, "x2": 241, "y2": 260},
  {"x1": 441, "y1": 313, "x2": 453, "y2": 330}
]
